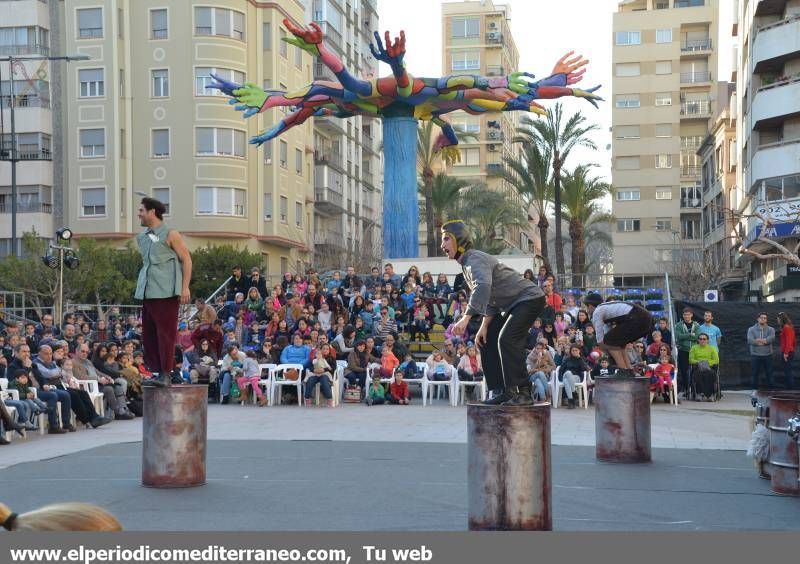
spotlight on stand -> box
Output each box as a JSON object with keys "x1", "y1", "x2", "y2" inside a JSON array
[
  {"x1": 56, "y1": 227, "x2": 73, "y2": 241},
  {"x1": 64, "y1": 250, "x2": 80, "y2": 270},
  {"x1": 41, "y1": 254, "x2": 59, "y2": 269}
]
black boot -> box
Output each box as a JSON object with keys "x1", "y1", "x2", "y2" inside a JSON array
[
  {"x1": 483, "y1": 389, "x2": 512, "y2": 405},
  {"x1": 143, "y1": 373, "x2": 167, "y2": 388},
  {"x1": 503, "y1": 385, "x2": 535, "y2": 407},
  {"x1": 90, "y1": 416, "x2": 112, "y2": 428}
]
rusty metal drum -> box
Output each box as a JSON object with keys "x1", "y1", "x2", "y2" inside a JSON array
[
  {"x1": 142, "y1": 385, "x2": 208, "y2": 488},
  {"x1": 751, "y1": 389, "x2": 773, "y2": 479},
  {"x1": 768, "y1": 394, "x2": 800, "y2": 496},
  {"x1": 467, "y1": 403, "x2": 551, "y2": 531},
  {"x1": 595, "y1": 376, "x2": 651, "y2": 463}
]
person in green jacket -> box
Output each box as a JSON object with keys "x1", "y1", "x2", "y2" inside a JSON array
[
  {"x1": 674, "y1": 308, "x2": 700, "y2": 396},
  {"x1": 365, "y1": 373, "x2": 386, "y2": 406},
  {"x1": 689, "y1": 333, "x2": 719, "y2": 400}
]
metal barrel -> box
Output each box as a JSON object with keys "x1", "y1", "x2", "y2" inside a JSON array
[
  {"x1": 788, "y1": 413, "x2": 800, "y2": 490},
  {"x1": 595, "y1": 376, "x2": 651, "y2": 463},
  {"x1": 467, "y1": 403, "x2": 551, "y2": 531},
  {"x1": 768, "y1": 394, "x2": 800, "y2": 496},
  {"x1": 751, "y1": 389, "x2": 774, "y2": 479},
  {"x1": 142, "y1": 385, "x2": 208, "y2": 488}
]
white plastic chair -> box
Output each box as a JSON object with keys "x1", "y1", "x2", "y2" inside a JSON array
[
  {"x1": 76, "y1": 379, "x2": 105, "y2": 416},
  {"x1": 270, "y1": 364, "x2": 305, "y2": 406},
  {"x1": 255, "y1": 363, "x2": 276, "y2": 405},
  {"x1": 455, "y1": 372, "x2": 487, "y2": 405},
  {"x1": 336, "y1": 360, "x2": 348, "y2": 402},
  {"x1": 551, "y1": 366, "x2": 588, "y2": 408},
  {"x1": 3, "y1": 403, "x2": 17, "y2": 442},
  {"x1": 310, "y1": 363, "x2": 340, "y2": 407},
  {"x1": 423, "y1": 365, "x2": 456, "y2": 406},
  {"x1": 399, "y1": 364, "x2": 427, "y2": 402}
]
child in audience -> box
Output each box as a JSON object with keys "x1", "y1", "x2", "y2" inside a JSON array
[
  {"x1": 366, "y1": 374, "x2": 386, "y2": 406},
  {"x1": 456, "y1": 344, "x2": 484, "y2": 382},
  {"x1": 554, "y1": 312, "x2": 568, "y2": 338},
  {"x1": 133, "y1": 350, "x2": 153, "y2": 379},
  {"x1": 379, "y1": 346, "x2": 399, "y2": 379},
  {"x1": 238, "y1": 349, "x2": 268, "y2": 406},
  {"x1": 306, "y1": 348, "x2": 334, "y2": 407},
  {"x1": 399, "y1": 353, "x2": 418, "y2": 380},
  {"x1": 11, "y1": 369, "x2": 48, "y2": 421},
  {"x1": 388, "y1": 370, "x2": 410, "y2": 404},
  {"x1": 649, "y1": 354, "x2": 674, "y2": 403},
  {"x1": 646, "y1": 331, "x2": 664, "y2": 363},
  {"x1": 427, "y1": 351, "x2": 451, "y2": 381}
]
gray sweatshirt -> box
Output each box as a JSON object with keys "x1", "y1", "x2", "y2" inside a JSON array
[
  {"x1": 747, "y1": 323, "x2": 775, "y2": 357},
  {"x1": 459, "y1": 249, "x2": 544, "y2": 317}
]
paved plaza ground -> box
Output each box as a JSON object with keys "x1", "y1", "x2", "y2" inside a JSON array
[{"x1": 1, "y1": 390, "x2": 798, "y2": 530}]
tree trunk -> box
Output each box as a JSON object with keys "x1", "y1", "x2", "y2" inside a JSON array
[
  {"x1": 553, "y1": 152, "x2": 565, "y2": 280},
  {"x1": 537, "y1": 214, "x2": 551, "y2": 271},
  {"x1": 569, "y1": 220, "x2": 585, "y2": 288},
  {"x1": 423, "y1": 167, "x2": 437, "y2": 257}
]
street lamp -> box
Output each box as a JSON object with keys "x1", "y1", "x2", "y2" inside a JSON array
[
  {"x1": 40, "y1": 226, "x2": 79, "y2": 326},
  {"x1": 0, "y1": 53, "x2": 90, "y2": 256}
]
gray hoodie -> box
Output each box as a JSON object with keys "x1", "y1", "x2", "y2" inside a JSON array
[
  {"x1": 459, "y1": 249, "x2": 544, "y2": 317},
  {"x1": 747, "y1": 323, "x2": 775, "y2": 357}
]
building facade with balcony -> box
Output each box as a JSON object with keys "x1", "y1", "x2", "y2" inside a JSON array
[
  {"x1": 0, "y1": 0, "x2": 61, "y2": 256},
  {"x1": 60, "y1": 0, "x2": 315, "y2": 280},
  {"x1": 438, "y1": 0, "x2": 530, "y2": 257},
  {"x1": 736, "y1": 0, "x2": 800, "y2": 301},
  {"x1": 307, "y1": 0, "x2": 383, "y2": 271},
  {"x1": 611, "y1": 0, "x2": 718, "y2": 277}
]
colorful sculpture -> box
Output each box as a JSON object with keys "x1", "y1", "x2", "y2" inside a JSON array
[{"x1": 209, "y1": 20, "x2": 603, "y2": 258}]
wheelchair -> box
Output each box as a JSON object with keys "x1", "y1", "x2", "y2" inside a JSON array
[{"x1": 687, "y1": 363, "x2": 721, "y2": 402}]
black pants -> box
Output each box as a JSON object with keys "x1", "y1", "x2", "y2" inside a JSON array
[
  {"x1": 479, "y1": 297, "x2": 546, "y2": 391},
  {"x1": 65, "y1": 388, "x2": 99, "y2": 424},
  {"x1": 677, "y1": 349, "x2": 691, "y2": 393}
]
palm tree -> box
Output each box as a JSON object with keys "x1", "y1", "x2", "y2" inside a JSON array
[
  {"x1": 454, "y1": 184, "x2": 528, "y2": 255},
  {"x1": 560, "y1": 165, "x2": 612, "y2": 286},
  {"x1": 517, "y1": 103, "x2": 599, "y2": 277},
  {"x1": 418, "y1": 172, "x2": 471, "y2": 242},
  {"x1": 501, "y1": 142, "x2": 553, "y2": 268},
  {"x1": 417, "y1": 121, "x2": 475, "y2": 256}
]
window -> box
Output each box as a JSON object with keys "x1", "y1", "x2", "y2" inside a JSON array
[
  {"x1": 616, "y1": 125, "x2": 640, "y2": 139},
  {"x1": 655, "y1": 61, "x2": 672, "y2": 75},
  {"x1": 118, "y1": 9, "x2": 124, "y2": 39},
  {"x1": 295, "y1": 201, "x2": 302, "y2": 226},
  {"x1": 451, "y1": 16, "x2": 479, "y2": 38},
  {"x1": 616, "y1": 189, "x2": 640, "y2": 201},
  {"x1": 616, "y1": 156, "x2": 640, "y2": 170},
  {"x1": 615, "y1": 94, "x2": 639, "y2": 108},
  {"x1": 152, "y1": 129, "x2": 169, "y2": 158},
  {"x1": 263, "y1": 22, "x2": 271, "y2": 50},
  {"x1": 264, "y1": 140, "x2": 272, "y2": 164},
  {"x1": 279, "y1": 28, "x2": 287, "y2": 57},
  {"x1": 295, "y1": 46, "x2": 302, "y2": 68},
  {"x1": 655, "y1": 154, "x2": 672, "y2": 168},
  {"x1": 615, "y1": 63, "x2": 640, "y2": 77},
  {"x1": 79, "y1": 128, "x2": 105, "y2": 158},
  {"x1": 151, "y1": 69, "x2": 169, "y2": 97},
  {"x1": 78, "y1": 68, "x2": 104, "y2": 97},
  {"x1": 196, "y1": 186, "x2": 246, "y2": 216},
  {"x1": 656, "y1": 28, "x2": 672, "y2": 44},
  {"x1": 654, "y1": 218, "x2": 672, "y2": 231},
  {"x1": 279, "y1": 140, "x2": 288, "y2": 168},
  {"x1": 80, "y1": 188, "x2": 106, "y2": 217},
  {"x1": 655, "y1": 123, "x2": 672, "y2": 137},
  {"x1": 77, "y1": 8, "x2": 103, "y2": 39},
  {"x1": 279, "y1": 196, "x2": 288, "y2": 223},
  {"x1": 196, "y1": 128, "x2": 246, "y2": 157},
  {"x1": 451, "y1": 148, "x2": 478, "y2": 166},
  {"x1": 615, "y1": 31, "x2": 641, "y2": 45},
  {"x1": 194, "y1": 7, "x2": 244, "y2": 40},
  {"x1": 195, "y1": 67, "x2": 245, "y2": 96},
  {"x1": 682, "y1": 217, "x2": 699, "y2": 240},
  {"x1": 151, "y1": 9, "x2": 168, "y2": 40},
  {"x1": 280, "y1": 257, "x2": 288, "y2": 275},
  {"x1": 152, "y1": 187, "x2": 170, "y2": 215},
  {"x1": 120, "y1": 129, "x2": 125, "y2": 159},
  {"x1": 264, "y1": 192, "x2": 273, "y2": 220},
  {"x1": 451, "y1": 50, "x2": 479, "y2": 71},
  {"x1": 655, "y1": 188, "x2": 673, "y2": 200},
  {"x1": 617, "y1": 219, "x2": 640, "y2": 232},
  {"x1": 655, "y1": 92, "x2": 672, "y2": 106},
  {"x1": 119, "y1": 69, "x2": 124, "y2": 95},
  {"x1": 0, "y1": 26, "x2": 50, "y2": 56},
  {"x1": 295, "y1": 148, "x2": 302, "y2": 174}
]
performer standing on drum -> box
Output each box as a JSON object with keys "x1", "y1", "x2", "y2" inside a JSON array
[
  {"x1": 582, "y1": 293, "x2": 652, "y2": 375},
  {"x1": 135, "y1": 197, "x2": 193, "y2": 387},
  {"x1": 441, "y1": 220, "x2": 546, "y2": 406}
]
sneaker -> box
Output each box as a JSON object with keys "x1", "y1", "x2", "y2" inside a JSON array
[
  {"x1": 568, "y1": 398, "x2": 576, "y2": 409},
  {"x1": 221, "y1": 395, "x2": 230, "y2": 405},
  {"x1": 482, "y1": 390, "x2": 512, "y2": 405},
  {"x1": 90, "y1": 416, "x2": 111, "y2": 428},
  {"x1": 48, "y1": 426, "x2": 67, "y2": 434},
  {"x1": 115, "y1": 410, "x2": 135, "y2": 420},
  {"x1": 502, "y1": 391, "x2": 535, "y2": 407},
  {"x1": 23, "y1": 422, "x2": 36, "y2": 431},
  {"x1": 143, "y1": 375, "x2": 167, "y2": 388}
]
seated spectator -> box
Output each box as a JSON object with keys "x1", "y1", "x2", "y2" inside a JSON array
[
  {"x1": 410, "y1": 298, "x2": 431, "y2": 342},
  {"x1": 248, "y1": 268, "x2": 269, "y2": 300},
  {"x1": 559, "y1": 345, "x2": 590, "y2": 409},
  {"x1": 646, "y1": 331, "x2": 665, "y2": 363},
  {"x1": 271, "y1": 285, "x2": 287, "y2": 310},
  {"x1": 176, "y1": 321, "x2": 194, "y2": 354},
  {"x1": 553, "y1": 336, "x2": 571, "y2": 365},
  {"x1": 689, "y1": 333, "x2": 719, "y2": 400},
  {"x1": 402, "y1": 266, "x2": 421, "y2": 290},
  {"x1": 305, "y1": 348, "x2": 334, "y2": 407},
  {"x1": 255, "y1": 339, "x2": 279, "y2": 365},
  {"x1": 420, "y1": 272, "x2": 436, "y2": 297},
  {"x1": 186, "y1": 339, "x2": 219, "y2": 384},
  {"x1": 344, "y1": 340, "x2": 374, "y2": 392},
  {"x1": 647, "y1": 354, "x2": 674, "y2": 403},
  {"x1": 364, "y1": 267, "x2": 382, "y2": 295},
  {"x1": 72, "y1": 343, "x2": 133, "y2": 419},
  {"x1": 398, "y1": 352, "x2": 417, "y2": 381},
  {"x1": 238, "y1": 350, "x2": 268, "y2": 406},
  {"x1": 365, "y1": 373, "x2": 386, "y2": 406},
  {"x1": 280, "y1": 333, "x2": 311, "y2": 369},
  {"x1": 379, "y1": 346, "x2": 399, "y2": 379},
  {"x1": 132, "y1": 350, "x2": 153, "y2": 379},
  {"x1": 541, "y1": 321, "x2": 556, "y2": 348},
  {"x1": 219, "y1": 343, "x2": 247, "y2": 404},
  {"x1": 457, "y1": 345, "x2": 484, "y2": 382},
  {"x1": 426, "y1": 351, "x2": 453, "y2": 382},
  {"x1": 359, "y1": 301, "x2": 376, "y2": 334},
  {"x1": 116, "y1": 352, "x2": 143, "y2": 414},
  {"x1": 244, "y1": 287, "x2": 265, "y2": 321},
  {"x1": 388, "y1": 370, "x2": 410, "y2": 404},
  {"x1": 374, "y1": 307, "x2": 397, "y2": 343},
  {"x1": 527, "y1": 342, "x2": 555, "y2": 402},
  {"x1": 399, "y1": 284, "x2": 416, "y2": 324},
  {"x1": 554, "y1": 312, "x2": 568, "y2": 338},
  {"x1": 648, "y1": 317, "x2": 672, "y2": 346},
  {"x1": 225, "y1": 265, "x2": 249, "y2": 301},
  {"x1": 48, "y1": 344, "x2": 110, "y2": 429},
  {"x1": 8, "y1": 369, "x2": 46, "y2": 429}
]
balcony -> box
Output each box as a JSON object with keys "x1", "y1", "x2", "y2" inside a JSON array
[
  {"x1": 755, "y1": 0, "x2": 789, "y2": 17},
  {"x1": 0, "y1": 202, "x2": 53, "y2": 214},
  {"x1": 750, "y1": 139, "x2": 800, "y2": 189},
  {"x1": 0, "y1": 93, "x2": 50, "y2": 109},
  {"x1": 681, "y1": 38, "x2": 712, "y2": 55},
  {"x1": 681, "y1": 197, "x2": 702, "y2": 209},
  {"x1": 314, "y1": 187, "x2": 345, "y2": 216},
  {"x1": 314, "y1": 21, "x2": 343, "y2": 53},
  {"x1": 314, "y1": 150, "x2": 344, "y2": 171},
  {"x1": 0, "y1": 44, "x2": 50, "y2": 57},
  {"x1": 314, "y1": 113, "x2": 345, "y2": 135},
  {"x1": 313, "y1": 62, "x2": 337, "y2": 82},
  {"x1": 680, "y1": 164, "x2": 701, "y2": 178},
  {"x1": 361, "y1": 170, "x2": 375, "y2": 189},
  {"x1": 361, "y1": 201, "x2": 374, "y2": 216},
  {"x1": 754, "y1": 15, "x2": 800, "y2": 72},
  {"x1": 680, "y1": 71, "x2": 711, "y2": 84},
  {"x1": 0, "y1": 146, "x2": 52, "y2": 161},
  {"x1": 486, "y1": 65, "x2": 504, "y2": 77},
  {"x1": 680, "y1": 100, "x2": 711, "y2": 118},
  {"x1": 314, "y1": 230, "x2": 346, "y2": 251},
  {"x1": 752, "y1": 75, "x2": 800, "y2": 129}
]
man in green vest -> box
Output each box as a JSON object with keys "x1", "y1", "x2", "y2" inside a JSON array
[{"x1": 136, "y1": 197, "x2": 192, "y2": 387}]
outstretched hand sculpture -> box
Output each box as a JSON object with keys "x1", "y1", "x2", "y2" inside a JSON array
[{"x1": 208, "y1": 18, "x2": 603, "y2": 148}]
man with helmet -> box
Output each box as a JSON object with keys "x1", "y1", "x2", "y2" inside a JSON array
[
  {"x1": 582, "y1": 293, "x2": 652, "y2": 375},
  {"x1": 441, "y1": 220, "x2": 546, "y2": 406}
]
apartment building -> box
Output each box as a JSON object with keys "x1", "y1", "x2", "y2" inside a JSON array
[
  {"x1": 61, "y1": 0, "x2": 315, "y2": 279},
  {"x1": 735, "y1": 0, "x2": 800, "y2": 301},
  {"x1": 439, "y1": 0, "x2": 530, "y2": 256},
  {"x1": 307, "y1": 0, "x2": 383, "y2": 271},
  {"x1": 698, "y1": 84, "x2": 745, "y2": 300},
  {"x1": 0, "y1": 0, "x2": 62, "y2": 256},
  {"x1": 611, "y1": 0, "x2": 718, "y2": 279}
]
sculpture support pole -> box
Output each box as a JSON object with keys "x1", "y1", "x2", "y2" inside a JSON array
[{"x1": 382, "y1": 116, "x2": 419, "y2": 258}]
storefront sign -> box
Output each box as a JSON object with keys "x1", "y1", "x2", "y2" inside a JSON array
[{"x1": 756, "y1": 199, "x2": 800, "y2": 223}]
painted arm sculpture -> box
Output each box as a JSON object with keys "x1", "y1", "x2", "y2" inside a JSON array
[{"x1": 207, "y1": 19, "x2": 603, "y2": 148}]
